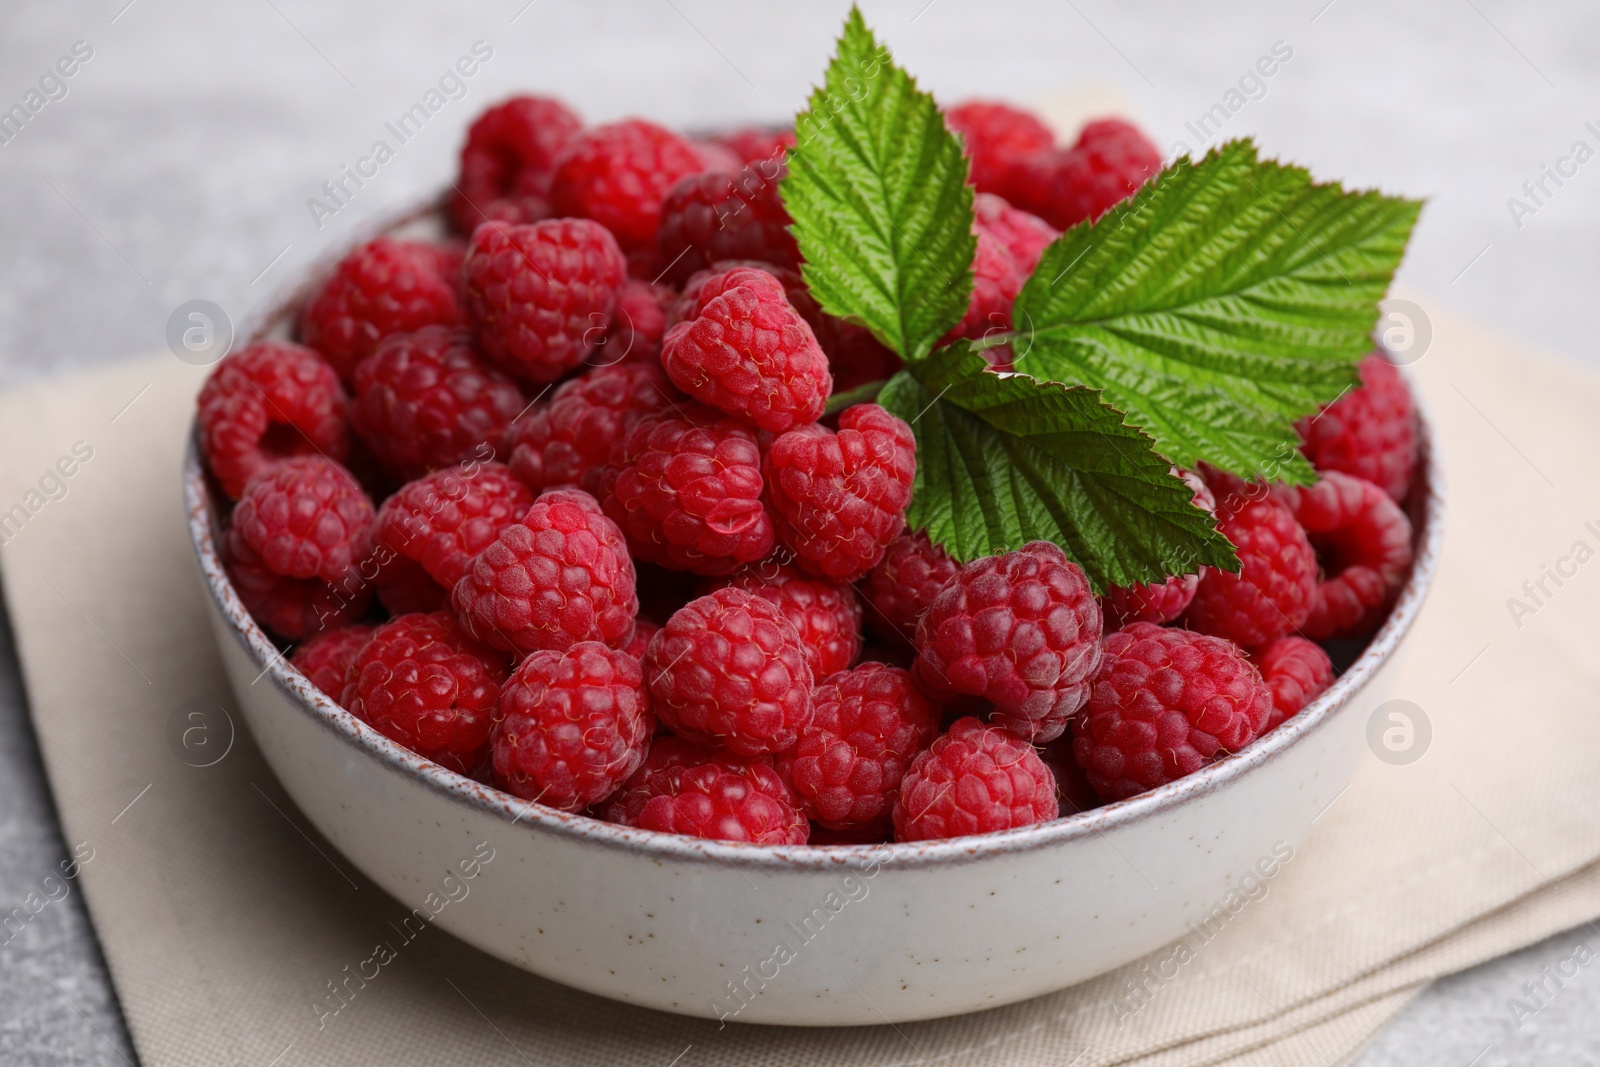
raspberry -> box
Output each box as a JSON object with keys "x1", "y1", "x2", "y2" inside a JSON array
[
  {"x1": 624, "y1": 617, "x2": 660, "y2": 660},
  {"x1": 973, "y1": 192, "x2": 1058, "y2": 274},
  {"x1": 230, "y1": 456, "x2": 374, "y2": 585},
  {"x1": 1298, "y1": 353, "x2": 1418, "y2": 502},
  {"x1": 1274, "y1": 471, "x2": 1413, "y2": 640},
  {"x1": 1038, "y1": 737, "x2": 1102, "y2": 816},
  {"x1": 941, "y1": 231, "x2": 1021, "y2": 359},
  {"x1": 348, "y1": 326, "x2": 526, "y2": 480},
  {"x1": 670, "y1": 262, "x2": 829, "y2": 344},
  {"x1": 656, "y1": 163, "x2": 798, "y2": 285},
  {"x1": 764, "y1": 403, "x2": 916, "y2": 582},
  {"x1": 600, "y1": 279, "x2": 674, "y2": 365},
  {"x1": 461, "y1": 218, "x2": 627, "y2": 384},
  {"x1": 550, "y1": 119, "x2": 705, "y2": 253},
  {"x1": 342, "y1": 611, "x2": 509, "y2": 774},
  {"x1": 593, "y1": 404, "x2": 774, "y2": 575},
  {"x1": 196, "y1": 341, "x2": 349, "y2": 499},
  {"x1": 1072, "y1": 622, "x2": 1272, "y2": 801},
  {"x1": 643, "y1": 587, "x2": 813, "y2": 757},
  {"x1": 660, "y1": 267, "x2": 831, "y2": 432},
  {"x1": 1183, "y1": 486, "x2": 1316, "y2": 649},
  {"x1": 449, "y1": 95, "x2": 582, "y2": 233},
  {"x1": 945, "y1": 101, "x2": 1056, "y2": 197},
  {"x1": 716, "y1": 127, "x2": 795, "y2": 166},
  {"x1": 299, "y1": 237, "x2": 464, "y2": 383},
  {"x1": 1004, "y1": 118, "x2": 1161, "y2": 231},
  {"x1": 374, "y1": 462, "x2": 534, "y2": 609},
  {"x1": 289, "y1": 623, "x2": 375, "y2": 699},
  {"x1": 704, "y1": 564, "x2": 862, "y2": 680},
  {"x1": 892, "y1": 716, "x2": 1057, "y2": 842},
  {"x1": 690, "y1": 140, "x2": 743, "y2": 175},
  {"x1": 1101, "y1": 470, "x2": 1216, "y2": 627},
  {"x1": 825, "y1": 322, "x2": 903, "y2": 394},
  {"x1": 1254, "y1": 636, "x2": 1335, "y2": 731},
  {"x1": 913, "y1": 541, "x2": 1102, "y2": 743},
  {"x1": 860, "y1": 530, "x2": 960, "y2": 647},
  {"x1": 506, "y1": 362, "x2": 678, "y2": 495},
  {"x1": 224, "y1": 528, "x2": 370, "y2": 641},
  {"x1": 606, "y1": 739, "x2": 809, "y2": 845},
  {"x1": 452, "y1": 489, "x2": 637, "y2": 658},
  {"x1": 775, "y1": 663, "x2": 937, "y2": 832},
  {"x1": 491, "y1": 641, "x2": 651, "y2": 811}
]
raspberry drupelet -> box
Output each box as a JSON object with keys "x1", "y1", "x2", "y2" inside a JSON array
[
  {"x1": 892, "y1": 716, "x2": 1058, "y2": 842},
  {"x1": 1297, "y1": 353, "x2": 1418, "y2": 502},
  {"x1": 1254, "y1": 635, "x2": 1336, "y2": 731},
  {"x1": 703, "y1": 563, "x2": 863, "y2": 681},
  {"x1": 506, "y1": 361, "x2": 679, "y2": 495}
]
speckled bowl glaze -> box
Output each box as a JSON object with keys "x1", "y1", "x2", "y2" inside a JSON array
[{"x1": 186, "y1": 204, "x2": 1444, "y2": 1026}]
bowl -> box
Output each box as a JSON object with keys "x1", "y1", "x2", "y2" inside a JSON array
[{"x1": 185, "y1": 203, "x2": 1444, "y2": 1026}]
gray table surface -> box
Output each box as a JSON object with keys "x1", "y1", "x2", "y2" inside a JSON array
[{"x1": 2, "y1": 2, "x2": 1597, "y2": 1063}]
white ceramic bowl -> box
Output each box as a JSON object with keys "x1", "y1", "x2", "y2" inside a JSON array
[{"x1": 186, "y1": 208, "x2": 1444, "y2": 1026}]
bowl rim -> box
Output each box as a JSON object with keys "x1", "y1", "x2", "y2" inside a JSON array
[{"x1": 184, "y1": 204, "x2": 1447, "y2": 872}]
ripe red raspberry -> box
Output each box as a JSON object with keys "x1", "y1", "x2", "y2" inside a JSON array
[
  {"x1": 704, "y1": 564, "x2": 862, "y2": 680},
  {"x1": 348, "y1": 326, "x2": 525, "y2": 481},
  {"x1": 973, "y1": 192, "x2": 1058, "y2": 274},
  {"x1": 656, "y1": 163, "x2": 798, "y2": 285},
  {"x1": 1298, "y1": 353, "x2": 1418, "y2": 502},
  {"x1": 1101, "y1": 470, "x2": 1216, "y2": 627},
  {"x1": 342, "y1": 611, "x2": 509, "y2": 774},
  {"x1": 1274, "y1": 471, "x2": 1413, "y2": 640},
  {"x1": 491, "y1": 641, "x2": 651, "y2": 811},
  {"x1": 600, "y1": 279, "x2": 674, "y2": 365},
  {"x1": 1254, "y1": 636, "x2": 1335, "y2": 731},
  {"x1": 643, "y1": 587, "x2": 814, "y2": 757},
  {"x1": 1073, "y1": 622, "x2": 1272, "y2": 801},
  {"x1": 941, "y1": 231, "x2": 1022, "y2": 358},
  {"x1": 290, "y1": 623, "x2": 375, "y2": 699},
  {"x1": 945, "y1": 100, "x2": 1056, "y2": 196},
  {"x1": 374, "y1": 462, "x2": 533, "y2": 610},
  {"x1": 1183, "y1": 486, "x2": 1316, "y2": 648},
  {"x1": 661, "y1": 268, "x2": 830, "y2": 433},
  {"x1": 1004, "y1": 118, "x2": 1161, "y2": 231},
  {"x1": 299, "y1": 238, "x2": 464, "y2": 382},
  {"x1": 506, "y1": 362, "x2": 678, "y2": 495},
  {"x1": 197, "y1": 341, "x2": 349, "y2": 499},
  {"x1": 913, "y1": 541, "x2": 1102, "y2": 743},
  {"x1": 230, "y1": 456, "x2": 374, "y2": 585},
  {"x1": 452, "y1": 489, "x2": 637, "y2": 658},
  {"x1": 775, "y1": 663, "x2": 937, "y2": 832},
  {"x1": 224, "y1": 527, "x2": 370, "y2": 640},
  {"x1": 764, "y1": 403, "x2": 916, "y2": 582},
  {"x1": 461, "y1": 218, "x2": 627, "y2": 384},
  {"x1": 449, "y1": 94, "x2": 582, "y2": 233},
  {"x1": 825, "y1": 322, "x2": 904, "y2": 393},
  {"x1": 624, "y1": 617, "x2": 660, "y2": 661},
  {"x1": 670, "y1": 261, "x2": 827, "y2": 338},
  {"x1": 716, "y1": 127, "x2": 795, "y2": 166},
  {"x1": 594, "y1": 404, "x2": 774, "y2": 575},
  {"x1": 893, "y1": 716, "x2": 1057, "y2": 842},
  {"x1": 550, "y1": 120, "x2": 705, "y2": 254},
  {"x1": 861, "y1": 530, "x2": 960, "y2": 647},
  {"x1": 1038, "y1": 737, "x2": 1102, "y2": 816},
  {"x1": 606, "y1": 738, "x2": 809, "y2": 844}
]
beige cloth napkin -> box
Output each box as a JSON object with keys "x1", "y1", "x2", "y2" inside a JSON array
[{"x1": 3, "y1": 299, "x2": 1599, "y2": 1067}]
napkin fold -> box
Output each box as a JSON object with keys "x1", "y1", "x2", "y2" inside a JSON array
[{"x1": 3, "y1": 300, "x2": 1598, "y2": 1067}]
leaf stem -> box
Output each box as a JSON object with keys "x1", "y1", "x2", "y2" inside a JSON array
[{"x1": 823, "y1": 378, "x2": 889, "y2": 415}]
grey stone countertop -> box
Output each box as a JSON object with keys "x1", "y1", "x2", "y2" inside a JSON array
[{"x1": 1, "y1": 1, "x2": 1597, "y2": 1063}]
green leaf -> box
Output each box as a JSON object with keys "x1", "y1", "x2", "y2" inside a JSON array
[
  {"x1": 781, "y1": 5, "x2": 975, "y2": 364},
  {"x1": 1010, "y1": 139, "x2": 1422, "y2": 484},
  {"x1": 876, "y1": 343, "x2": 1237, "y2": 591}
]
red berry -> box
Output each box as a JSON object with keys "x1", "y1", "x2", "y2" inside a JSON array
[
  {"x1": 643, "y1": 587, "x2": 814, "y2": 757},
  {"x1": 349, "y1": 326, "x2": 525, "y2": 481},
  {"x1": 1274, "y1": 471, "x2": 1413, "y2": 640},
  {"x1": 607, "y1": 738, "x2": 809, "y2": 845},
  {"x1": 594, "y1": 404, "x2": 775, "y2": 576},
  {"x1": 1254, "y1": 635, "x2": 1335, "y2": 731},
  {"x1": 343, "y1": 611, "x2": 509, "y2": 774},
  {"x1": 715, "y1": 127, "x2": 795, "y2": 166},
  {"x1": 507, "y1": 362, "x2": 679, "y2": 495},
  {"x1": 373, "y1": 553, "x2": 448, "y2": 615},
  {"x1": 550, "y1": 120, "x2": 705, "y2": 254},
  {"x1": 197, "y1": 341, "x2": 349, "y2": 500},
  {"x1": 860, "y1": 530, "x2": 961, "y2": 647},
  {"x1": 1005, "y1": 118, "x2": 1161, "y2": 231},
  {"x1": 600, "y1": 279, "x2": 674, "y2": 366},
  {"x1": 776, "y1": 663, "x2": 937, "y2": 832},
  {"x1": 450, "y1": 95, "x2": 582, "y2": 233},
  {"x1": 913, "y1": 541, "x2": 1103, "y2": 743},
  {"x1": 224, "y1": 527, "x2": 370, "y2": 641},
  {"x1": 825, "y1": 322, "x2": 904, "y2": 394},
  {"x1": 289, "y1": 623, "x2": 375, "y2": 699},
  {"x1": 1298, "y1": 353, "x2": 1418, "y2": 502},
  {"x1": 704, "y1": 564, "x2": 862, "y2": 681},
  {"x1": 599, "y1": 735, "x2": 712, "y2": 825},
  {"x1": 656, "y1": 162, "x2": 798, "y2": 285},
  {"x1": 451, "y1": 488, "x2": 638, "y2": 658},
  {"x1": 1073, "y1": 622, "x2": 1272, "y2": 801},
  {"x1": 945, "y1": 100, "x2": 1056, "y2": 196},
  {"x1": 893, "y1": 716, "x2": 1057, "y2": 842},
  {"x1": 491, "y1": 641, "x2": 651, "y2": 811},
  {"x1": 230, "y1": 456, "x2": 374, "y2": 585},
  {"x1": 1101, "y1": 469, "x2": 1215, "y2": 627},
  {"x1": 941, "y1": 231, "x2": 1021, "y2": 361},
  {"x1": 462, "y1": 218, "x2": 627, "y2": 384},
  {"x1": 670, "y1": 261, "x2": 830, "y2": 344},
  {"x1": 764, "y1": 403, "x2": 916, "y2": 582},
  {"x1": 972, "y1": 192, "x2": 1058, "y2": 274},
  {"x1": 624, "y1": 617, "x2": 660, "y2": 661},
  {"x1": 299, "y1": 238, "x2": 464, "y2": 383},
  {"x1": 1184, "y1": 483, "x2": 1316, "y2": 648},
  {"x1": 1038, "y1": 737, "x2": 1102, "y2": 816}
]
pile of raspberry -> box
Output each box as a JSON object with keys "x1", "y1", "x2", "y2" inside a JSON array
[{"x1": 199, "y1": 93, "x2": 1419, "y2": 847}]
